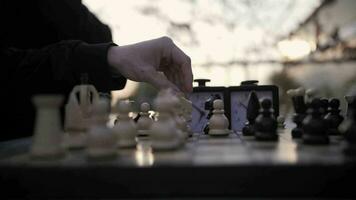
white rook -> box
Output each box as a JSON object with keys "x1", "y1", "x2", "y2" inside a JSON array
[{"x1": 30, "y1": 95, "x2": 65, "y2": 159}]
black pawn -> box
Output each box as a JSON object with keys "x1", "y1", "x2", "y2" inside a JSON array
[
  {"x1": 320, "y1": 98, "x2": 329, "y2": 118},
  {"x1": 302, "y1": 98, "x2": 329, "y2": 144},
  {"x1": 255, "y1": 99, "x2": 278, "y2": 141},
  {"x1": 324, "y1": 98, "x2": 344, "y2": 135},
  {"x1": 291, "y1": 93, "x2": 307, "y2": 138},
  {"x1": 133, "y1": 113, "x2": 141, "y2": 123},
  {"x1": 242, "y1": 91, "x2": 260, "y2": 136}
]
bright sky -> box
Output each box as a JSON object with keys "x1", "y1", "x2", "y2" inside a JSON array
[{"x1": 83, "y1": 0, "x2": 321, "y2": 98}]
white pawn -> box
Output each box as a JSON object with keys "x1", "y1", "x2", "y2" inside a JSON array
[
  {"x1": 86, "y1": 98, "x2": 117, "y2": 159},
  {"x1": 177, "y1": 94, "x2": 193, "y2": 137},
  {"x1": 64, "y1": 84, "x2": 99, "y2": 149},
  {"x1": 164, "y1": 91, "x2": 189, "y2": 140},
  {"x1": 177, "y1": 93, "x2": 193, "y2": 122},
  {"x1": 30, "y1": 95, "x2": 65, "y2": 159},
  {"x1": 277, "y1": 116, "x2": 286, "y2": 129},
  {"x1": 286, "y1": 88, "x2": 297, "y2": 97},
  {"x1": 113, "y1": 100, "x2": 137, "y2": 148},
  {"x1": 150, "y1": 89, "x2": 184, "y2": 150},
  {"x1": 137, "y1": 102, "x2": 153, "y2": 136},
  {"x1": 208, "y1": 99, "x2": 230, "y2": 136},
  {"x1": 173, "y1": 102, "x2": 189, "y2": 140}
]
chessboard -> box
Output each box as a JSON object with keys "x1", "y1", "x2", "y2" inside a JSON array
[{"x1": 0, "y1": 129, "x2": 355, "y2": 198}]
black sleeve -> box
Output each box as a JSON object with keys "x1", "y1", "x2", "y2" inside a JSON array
[
  {"x1": 36, "y1": 0, "x2": 113, "y2": 43},
  {"x1": 2, "y1": 40, "x2": 126, "y2": 95}
]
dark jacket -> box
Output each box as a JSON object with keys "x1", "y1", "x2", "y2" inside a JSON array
[{"x1": 0, "y1": 0, "x2": 126, "y2": 140}]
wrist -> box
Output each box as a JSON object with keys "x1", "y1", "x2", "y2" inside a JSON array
[{"x1": 107, "y1": 46, "x2": 121, "y2": 75}]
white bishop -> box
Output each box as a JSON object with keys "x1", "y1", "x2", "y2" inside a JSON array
[{"x1": 64, "y1": 84, "x2": 99, "y2": 149}]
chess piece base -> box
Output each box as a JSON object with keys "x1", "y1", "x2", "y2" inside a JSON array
[
  {"x1": 242, "y1": 125, "x2": 254, "y2": 136},
  {"x1": 291, "y1": 128, "x2": 303, "y2": 138},
  {"x1": 30, "y1": 148, "x2": 65, "y2": 160},
  {"x1": 255, "y1": 132, "x2": 278, "y2": 141},
  {"x1": 209, "y1": 129, "x2": 231, "y2": 136},
  {"x1": 87, "y1": 149, "x2": 117, "y2": 161},
  {"x1": 138, "y1": 130, "x2": 150, "y2": 137},
  {"x1": 118, "y1": 140, "x2": 136, "y2": 148},
  {"x1": 64, "y1": 132, "x2": 87, "y2": 149},
  {"x1": 151, "y1": 140, "x2": 182, "y2": 151},
  {"x1": 326, "y1": 129, "x2": 340, "y2": 136},
  {"x1": 343, "y1": 143, "x2": 356, "y2": 156},
  {"x1": 303, "y1": 134, "x2": 329, "y2": 145}
]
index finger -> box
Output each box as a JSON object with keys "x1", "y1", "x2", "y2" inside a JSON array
[{"x1": 171, "y1": 44, "x2": 193, "y2": 93}]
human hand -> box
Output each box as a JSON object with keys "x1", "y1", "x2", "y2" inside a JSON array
[{"x1": 107, "y1": 37, "x2": 193, "y2": 93}]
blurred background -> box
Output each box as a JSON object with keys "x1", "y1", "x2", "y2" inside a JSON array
[{"x1": 83, "y1": 0, "x2": 356, "y2": 117}]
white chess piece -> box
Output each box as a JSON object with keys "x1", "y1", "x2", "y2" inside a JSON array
[
  {"x1": 163, "y1": 90, "x2": 189, "y2": 140},
  {"x1": 277, "y1": 116, "x2": 286, "y2": 129},
  {"x1": 286, "y1": 89, "x2": 297, "y2": 97},
  {"x1": 177, "y1": 94, "x2": 193, "y2": 137},
  {"x1": 150, "y1": 89, "x2": 184, "y2": 150},
  {"x1": 178, "y1": 93, "x2": 193, "y2": 122},
  {"x1": 208, "y1": 99, "x2": 230, "y2": 136},
  {"x1": 137, "y1": 102, "x2": 153, "y2": 136},
  {"x1": 86, "y1": 98, "x2": 117, "y2": 159},
  {"x1": 113, "y1": 100, "x2": 137, "y2": 148},
  {"x1": 305, "y1": 88, "x2": 317, "y2": 103},
  {"x1": 30, "y1": 95, "x2": 65, "y2": 159},
  {"x1": 64, "y1": 84, "x2": 99, "y2": 149}
]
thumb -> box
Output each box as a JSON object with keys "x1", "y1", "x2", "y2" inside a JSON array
[{"x1": 145, "y1": 70, "x2": 181, "y2": 93}]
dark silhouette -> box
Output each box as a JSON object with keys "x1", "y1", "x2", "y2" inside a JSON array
[{"x1": 1, "y1": 0, "x2": 126, "y2": 140}]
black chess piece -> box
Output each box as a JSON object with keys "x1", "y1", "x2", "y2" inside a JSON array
[
  {"x1": 133, "y1": 113, "x2": 141, "y2": 123},
  {"x1": 320, "y1": 98, "x2": 329, "y2": 118},
  {"x1": 302, "y1": 98, "x2": 329, "y2": 144},
  {"x1": 242, "y1": 91, "x2": 260, "y2": 136},
  {"x1": 340, "y1": 98, "x2": 356, "y2": 155},
  {"x1": 254, "y1": 98, "x2": 278, "y2": 141},
  {"x1": 289, "y1": 89, "x2": 307, "y2": 138},
  {"x1": 203, "y1": 94, "x2": 222, "y2": 134},
  {"x1": 324, "y1": 98, "x2": 344, "y2": 135}
]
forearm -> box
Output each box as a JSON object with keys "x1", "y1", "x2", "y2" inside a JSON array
[{"x1": 2, "y1": 40, "x2": 126, "y2": 95}]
